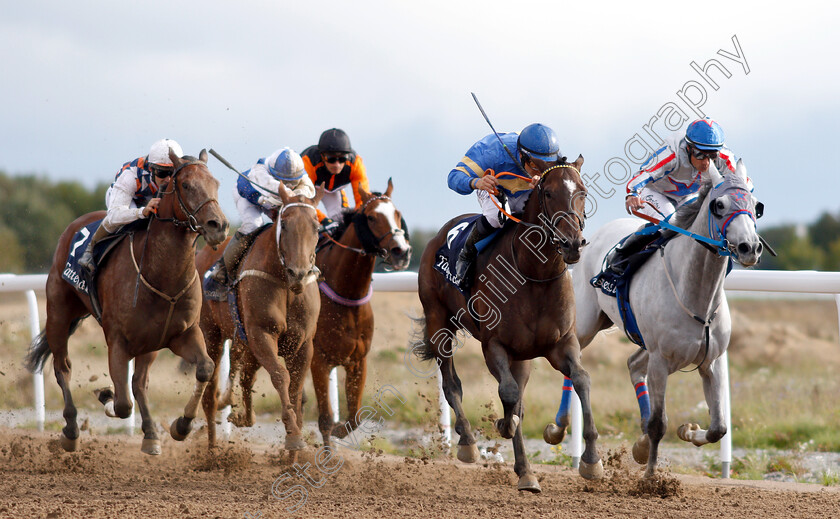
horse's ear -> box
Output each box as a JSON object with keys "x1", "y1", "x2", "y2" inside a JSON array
[
  {"x1": 385, "y1": 177, "x2": 394, "y2": 197},
  {"x1": 198, "y1": 149, "x2": 208, "y2": 163},
  {"x1": 706, "y1": 161, "x2": 724, "y2": 185},
  {"x1": 311, "y1": 183, "x2": 326, "y2": 205},
  {"x1": 734, "y1": 158, "x2": 748, "y2": 182},
  {"x1": 277, "y1": 184, "x2": 291, "y2": 206},
  {"x1": 359, "y1": 185, "x2": 371, "y2": 203},
  {"x1": 572, "y1": 154, "x2": 584, "y2": 170},
  {"x1": 170, "y1": 149, "x2": 183, "y2": 168}
]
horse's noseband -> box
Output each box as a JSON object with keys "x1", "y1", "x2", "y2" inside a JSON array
[{"x1": 156, "y1": 161, "x2": 219, "y2": 234}]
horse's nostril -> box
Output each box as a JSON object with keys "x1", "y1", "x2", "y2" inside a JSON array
[
  {"x1": 756, "y1": 243, "x2": 763, "y2": 254},
  {"x1": 737, "y1": 243, "x2": 750, "y2": 255}
]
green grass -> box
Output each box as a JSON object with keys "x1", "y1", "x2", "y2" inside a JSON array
[{"x1": 819, "y1": 469, "x2": 840, "y2": 486}]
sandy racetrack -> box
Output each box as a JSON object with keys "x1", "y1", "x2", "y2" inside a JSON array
[{"x1": 1, "y1": 428, "x2": 839, "y2": 519}]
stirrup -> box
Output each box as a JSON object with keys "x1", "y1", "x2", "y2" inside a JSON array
[{"x1": 208, "y1": 262, "x2": 228, "y2": 285}]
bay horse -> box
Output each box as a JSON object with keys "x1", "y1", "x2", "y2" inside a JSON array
[
  {"x1": 195, "y1": 185, "x2": 324, "y2": 457},
  {"x1": 551, "y1": 161, "x2": 762, "y2": 477},
  {"x1": 310, "y1": 179, "x2": 411, "y2": 447},
  {"x1": 413, "y1": 156, "x2": 604, "y2": 493},
  {"x1": 24, "y1": 149, "x2": 229, "y2": 454}
]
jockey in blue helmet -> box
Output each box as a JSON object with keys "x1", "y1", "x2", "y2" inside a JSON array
[
  {"x1": 610, "y1": 117, "x2": 751, "y2": 275},
  {"x1": 447, "y1": 123, "x2": 562, "y2": 280},
  {"x1": 207, "y1": 147, "x2": 316, "y2": 285}
]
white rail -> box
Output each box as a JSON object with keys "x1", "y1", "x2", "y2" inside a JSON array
[{"x1": 5, "y1": 270, "x2": 840, "y2": 478}]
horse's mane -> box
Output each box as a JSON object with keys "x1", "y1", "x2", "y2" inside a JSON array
[
  {"x1": 670, "y1": 180, "x2": 713, "y2": 228},
  {"x1": 331, "y1": 191, "x2": 384, "y2": 241}
]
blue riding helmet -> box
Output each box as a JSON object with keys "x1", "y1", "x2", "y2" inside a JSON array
[
  {"x1": 685, "y1": 118, "x2": 726, "y2": 150},
  {"x1": 266, "y1": 147, "x2": 306, "y2": 181},
  {"x1": 517, "y1": 123, "x2": 561, "y2": 162}
]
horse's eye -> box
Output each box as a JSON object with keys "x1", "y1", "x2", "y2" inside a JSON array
[
  {"x1": 367, "y1": 215, "x2": 375, "y2": 222},
  {"x1": 545, "y1": 192, "x2": 552, "y2": 199}
]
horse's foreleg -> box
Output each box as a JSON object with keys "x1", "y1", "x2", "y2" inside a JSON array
[
  {"x1": 643, "y1": 354, "x2": 670, "y2": 478},
  {"x1": 510, "y1": 360, "x2": 540, "y2": 492},
  {"x1": 627, "y1": 348, "x2": 653, "y2": 464},
  {"x1": 247, "y1": 330, "x2": 301, "y2": 449},
  {"x1": 310, "y1": 353, "x2": 335, "y2": 447},
  {"x1": 200, "y1": 333, "x2": 224, "y2": 449},
  {"x1": 334, "y1": 357, "x2": 367, "y2": 438},
  {"x1": 132, "y1": 351, "x2": 161, "y2": 455},
  {"x1": 105, "y1": 342, "x2": 133, "y2": 419},
  {"x1": 168, "y1": 327, "x2": 214, "y2": 441},
  {"x1": 236, "y1": 350, "x2": 258, "y2": 428},
  {"x1": 547, "y1": 338, "x2": 603, "y2": 480},
  {"x1": 483, "y1": 339, "x2": 519, "y2": 440},
  {"x1": 285, "y1": 340, "x2": 313, "y2": 452},
  {"x1": 678, "y1": 357, "x2": 727, "y2": 447}
]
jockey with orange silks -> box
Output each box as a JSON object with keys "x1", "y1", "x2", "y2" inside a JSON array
[
  {"x1": 301, "y1": 128, "x2": 370, "y2": 236},
  {"x1": 447, "y1": 123, "x2": 562, "y2": 280}
]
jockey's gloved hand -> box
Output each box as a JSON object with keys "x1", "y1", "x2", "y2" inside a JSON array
[
  {"x1": 258, "y1": 195, "x2": 282, "y2": 209},
  {"x1": 320, "y1": 217, "x2": 339, "y2": 235}
]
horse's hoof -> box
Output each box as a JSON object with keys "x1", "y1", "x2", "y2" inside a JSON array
[
  {"x1": 494, "y1": 415, "x2": 520, "y2": 439},
  {"x1": 677, "y1": 423, "x2": 701, "y2": 443},
  {"x1": 141, "y1": 438, "x2": 161, "y2": 456},
  {"x1": 517, "y1": 473, "x2": 541, "y2": 493},
  {"x1": 543, "y1": 423, "x2": 566, "y2": 445},
  {"x1": 60, "y1": 435, "x2": 79, "y2": 452},
  {"x1": 632, "y1": 434, "x2": 650, "y2": 465},
  {"x1": 457, "y1": 443, "x2": 480, "y2": 463},
  {"x1": 169, "y1": 418, "x2": 191, "y2": 441},
  {"x1": 579, "y1": 459, "x2": 605, "y2": 480},
  {"x1": 285, "y1": 434, "x2": 306, "y2": 451}
]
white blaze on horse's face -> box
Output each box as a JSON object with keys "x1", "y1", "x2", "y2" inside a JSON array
[
  {"x1": 374, "y1": 201, "x2": 410, "y2": 251},
  {"x1": 564, "y1": 179, "x2": 577, "y2": 198}
]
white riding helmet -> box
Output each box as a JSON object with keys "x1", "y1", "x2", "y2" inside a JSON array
[
  {"x1": 148, "y1": 139, "x2": 184, "y2": 167},
  {"x1": 265, "y1": 147, "x2": 305, "y2": 181}
]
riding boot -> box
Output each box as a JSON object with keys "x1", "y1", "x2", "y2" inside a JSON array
[
  {"x1": 78, "y1": 224, "x2": 112, "y2": 275},
  {"x1": 208, "y1": 231, "x2": 251, "y2": 285},
  {"x1": 455, "y1": 216, "x2": 496, "y2": 281}
]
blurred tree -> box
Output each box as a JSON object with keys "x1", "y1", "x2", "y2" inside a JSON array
[
  {"x1": 808, "y1": 211, "x2": 840, "y2": 252},
  {"x1": 0, "y1": 225, "x2": 25, "y2": 272}
]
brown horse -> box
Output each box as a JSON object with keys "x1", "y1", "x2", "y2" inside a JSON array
[
  {"x1": 412, "y1": 156, "x2": 603, "y2": 492},
  {"x1": 196, "y1": 186, "x2": 324, "y2": 456},
  {"x1": 25, "y1": 149, "x2": 228, "y2": 454},
  {"x1": 309, "y1": 179, "x2": 411, "y2": 447}
]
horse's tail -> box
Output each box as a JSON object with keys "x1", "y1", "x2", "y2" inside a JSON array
[
  {"x1": 408, "y1": 314, "x2": 438, "y2": 362},
  {"x1": 24, "y1": 317, "x2": 86, "y2": 373}
]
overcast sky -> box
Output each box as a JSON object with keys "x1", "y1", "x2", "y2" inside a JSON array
[{"x1": 1, "y1": 1, "x2": 837, "y2": 233}]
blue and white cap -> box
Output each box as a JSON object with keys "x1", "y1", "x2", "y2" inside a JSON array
[
  {"x1": 686, "y1": 118, "x2": 726, "y2": 150},
  {"x1": 517, "y1": 123, "x2": 561, "y2": 162},
  {"x1": 265, "y1": 147, "x2": 305, "y2": 181}
]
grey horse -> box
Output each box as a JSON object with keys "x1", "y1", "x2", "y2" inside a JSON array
[{"x1": 546, "y1": 161, "x2": 762, "y2": 477}]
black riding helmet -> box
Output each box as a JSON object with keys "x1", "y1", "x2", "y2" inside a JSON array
[{"x1": 318, "y1": 128, "x2": 353, "y2": 154}]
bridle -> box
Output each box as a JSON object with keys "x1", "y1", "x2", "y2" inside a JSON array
[
  {"x1": 320, "y1": 195, "x2": 407, "y2": 259},
  {"x1": 276, "y1": 201, "x2": 319, "y2": 269},
  {"x1": 489, "y1": 163, "x2": 586, "y2": 255},
  {"x1": 154, "y1": 160, "x2": 220, "y2": 234}
]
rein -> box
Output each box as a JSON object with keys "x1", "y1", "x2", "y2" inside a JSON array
[
  {"x1": 276, "y1": 202, "x2": 319, "y2": 270},
  {"x1": 128, "y1": 234, "x2": 198, "y2": 349}
]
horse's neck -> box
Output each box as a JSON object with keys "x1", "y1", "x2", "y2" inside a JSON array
[
  {"x1": 323, "y1": 224, "x2": 375, "y2": 297},
  {"x1": 663, "y1": 200, "x2": 727, "y2": 317},
  {"x1": 141, "y1": 220, "x2": 196, "y2": 285}
]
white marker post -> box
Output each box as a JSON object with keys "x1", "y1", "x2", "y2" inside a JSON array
[
  {"x1": 219, "y1": 340, "x2": 232, "y2": 440},
  {"x1": 329, "y1": 368, "x2": 339, "y2": 423},
  {"x1": 569, "y1": 389, "x2": 583, "y2": 468},
  {"x1": 437, "y1": 367, "x2": 451, "y2": 449},
  {"x1": 25, "y1": 290, "x2": 45, "y2": 432}
]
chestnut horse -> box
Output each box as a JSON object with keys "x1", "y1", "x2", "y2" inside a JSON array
[
  {"x1": 25, "y1": 150, "x2": 228, "y2": 454},
  {"x1": 412, "y1": 156, "x2": 603, "y2": 492},
  {"x1": 195, "y1": 186, "x2": 324, "y2": 457},
  {"x1": 310, "y1": 179, "x2": 411, "y2": 447}
]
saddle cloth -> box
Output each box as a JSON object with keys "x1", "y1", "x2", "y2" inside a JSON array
[
  {"x1": 590, "y1": 227, "x2": 670, "y2": 348},
  {"x1": 61, "y1": 219, "x2": 143, "y2": 294},
  {"x1": 432, "y1": 215, "x2": 502, "y2": 295}
]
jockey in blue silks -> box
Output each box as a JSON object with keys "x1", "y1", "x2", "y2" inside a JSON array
[
  {"x1": 608, "y1": 117, "x2": 753, "y2": 275},
  {"x1": 447, "y1": 123, "x2": 562, "y2": 280}
]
